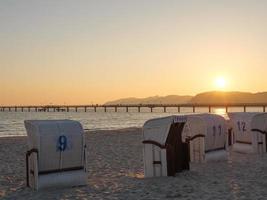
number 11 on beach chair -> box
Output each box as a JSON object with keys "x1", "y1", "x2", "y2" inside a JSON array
[
  {"x1": 24, "y1": 120, "x2": 87, "y2": 190},
  {"x1": 142, "y1": 114, "x2": 228, "y2": 177}
]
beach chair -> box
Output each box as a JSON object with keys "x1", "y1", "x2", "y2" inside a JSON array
[
  {"x1": 24, "y1": 120, "x2": 87, "y2": 190},
  {"x1": 228, "y1": 112, "x2": 267, "y2": 154},
  {"x1": 142, "y1": 114, "x2": 228, "y2": 177}
]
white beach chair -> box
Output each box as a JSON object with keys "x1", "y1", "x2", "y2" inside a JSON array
[
  {"x1": 228, "y1": 112, "x2": 267, "y2": 154},
  {"x1": 24, "y1": 120, "x2": 87, "y2": 190},
  {"x1": 142, "y1": 114, "x2": 228, "y2": 177}
]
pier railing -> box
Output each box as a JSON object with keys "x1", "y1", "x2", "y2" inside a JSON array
[{"x1": 0, "y1": 103, "x2": 267, "y2": 113}]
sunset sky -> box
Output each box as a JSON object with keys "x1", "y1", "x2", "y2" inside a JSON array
[{"x1": 1, "y1": 0, "x2": 267, "y2": 105}]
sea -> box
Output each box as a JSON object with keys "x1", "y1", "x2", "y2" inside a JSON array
[{"x1": 0, "y1": 106, "x2": 264, "y2": 137}]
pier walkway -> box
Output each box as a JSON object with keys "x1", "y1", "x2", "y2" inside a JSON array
[{"x1": 0, "y1": 104, "x2": 266, "y2": 113}]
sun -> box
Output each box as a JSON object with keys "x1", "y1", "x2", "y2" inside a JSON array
[{"x1": 215, "y1": 77, "x2": 226, "y2": 89}]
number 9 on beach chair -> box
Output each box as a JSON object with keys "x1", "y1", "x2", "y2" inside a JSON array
[{"x1": 24, "y1": 120, "x2": 87, "y2": 190}]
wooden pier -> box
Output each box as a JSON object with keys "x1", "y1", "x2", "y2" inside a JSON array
[{"x1": 0, "y1": 104, "x2": 267, "y2": 113}]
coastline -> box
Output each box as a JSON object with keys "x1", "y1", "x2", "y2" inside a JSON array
[
  {"x1": 0, "y1": 126, "x2": 142, "y2": 138},
  {"x1": 0, "y1": 127, "x2": 267, "y2": 199}
]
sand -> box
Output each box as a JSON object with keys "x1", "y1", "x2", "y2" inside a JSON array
[{"x1": 0, "y1": 128, "x2": 267, "y2": 200}]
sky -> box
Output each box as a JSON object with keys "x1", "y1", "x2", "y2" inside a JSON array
[{"x1": 1, "y1": 0, "x2": 267, "y2": 105}]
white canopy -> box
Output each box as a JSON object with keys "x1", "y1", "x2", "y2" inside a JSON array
[
  {"x1": 251, "y1": 113, "x2": 267, "y2": 132},
  {"x1": 24, "y1": 120, "x2": 84, "y2": 173},
  {"x1": 228, "y1": 112, "x2": 256, "y2": 143},
  {"x1": 143, "y1": 116, "x2": 174, "y2": 146},
  {"x1": 228, "y1": 112, "x2": 267, "y2": 143}
]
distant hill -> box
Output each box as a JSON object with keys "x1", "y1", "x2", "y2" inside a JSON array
[
  {"x1": 104, "y1": 91, "x2": 267, "y2": 105},
  {"x1": 190, "y1": 91, "x2": 267, "y2": 104},
  {"x1": 105, "y1": 95, "x2": 192, "y2": 105}
]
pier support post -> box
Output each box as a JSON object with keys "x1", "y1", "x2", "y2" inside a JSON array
[
  {"x1": 84, "y1": 107, "x2": 87, "y2": 112},
  {"x1": 126, "y1": 107, "x2": 128, "y2": 112},
  {"x1": 164, "y1": 107, "x2": 166, "y2": 113},
  {"x1": 35, "y1": 107, "x2": 37, "y2": 112},
  {"x1": 193, "y1": 106, "x2": 195, "y2": 113},
  {"x1": 178, "y1": 107, "x2": 180, "y2": 113},
  {"x1": 150, "y1": 107, "x2": 153, "y2": 113},
  {"x1": 243, "y1": 106, "x2": 246, "y2": 112},
  {"x1": 9, "y1": 107, "x2": 11, "y2": 112},
  {"x1": 15, "y1": 107, "x2": 17, "y2": 112},
  {"x1": 21, "y1": 107, "x2": 24, "y2": 112},
  {"x1": 94, "y1": 107, "x2": 96, "y2": 112},
  {"x1": 28, "y1": 107, "x2": 30, "y2": 112},
  {"x1": 115, "y1": 107, "x2": 117, "y2": 112},
  {"x1": 208, "y1": 106, "x2": 211, "y2": 113},
  {"x1": 263, "y1": 106, "x2": 266, "y2": 112},
  {"x1": 67, "y1": 107, "x2": 69, "y2": 112},
  {"x1": 104, "y1": 107, "x2": 107, "y2": 112},
  {"x1": 226, "y1": 106, "x2": 228, "y2": 113},
  {"x1": 138, "y1": 107, "x2": 141, "y2": 112},
  {"x1": 75, "y1": 107, "x2": 77, "y2": 112}
]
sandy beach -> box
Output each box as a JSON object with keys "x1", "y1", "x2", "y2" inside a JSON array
[{"x1": 0, "y1": 127, "x2": 267, "y2": 200}]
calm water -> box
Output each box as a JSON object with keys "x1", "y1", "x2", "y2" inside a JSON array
[{"x1": 0, "y1": 107, "x2": 263, "y2": 137}]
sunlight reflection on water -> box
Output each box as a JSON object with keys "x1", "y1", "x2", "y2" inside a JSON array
[{"x1": 213, "y1": 108, "x2": 229, "y2": 119}]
